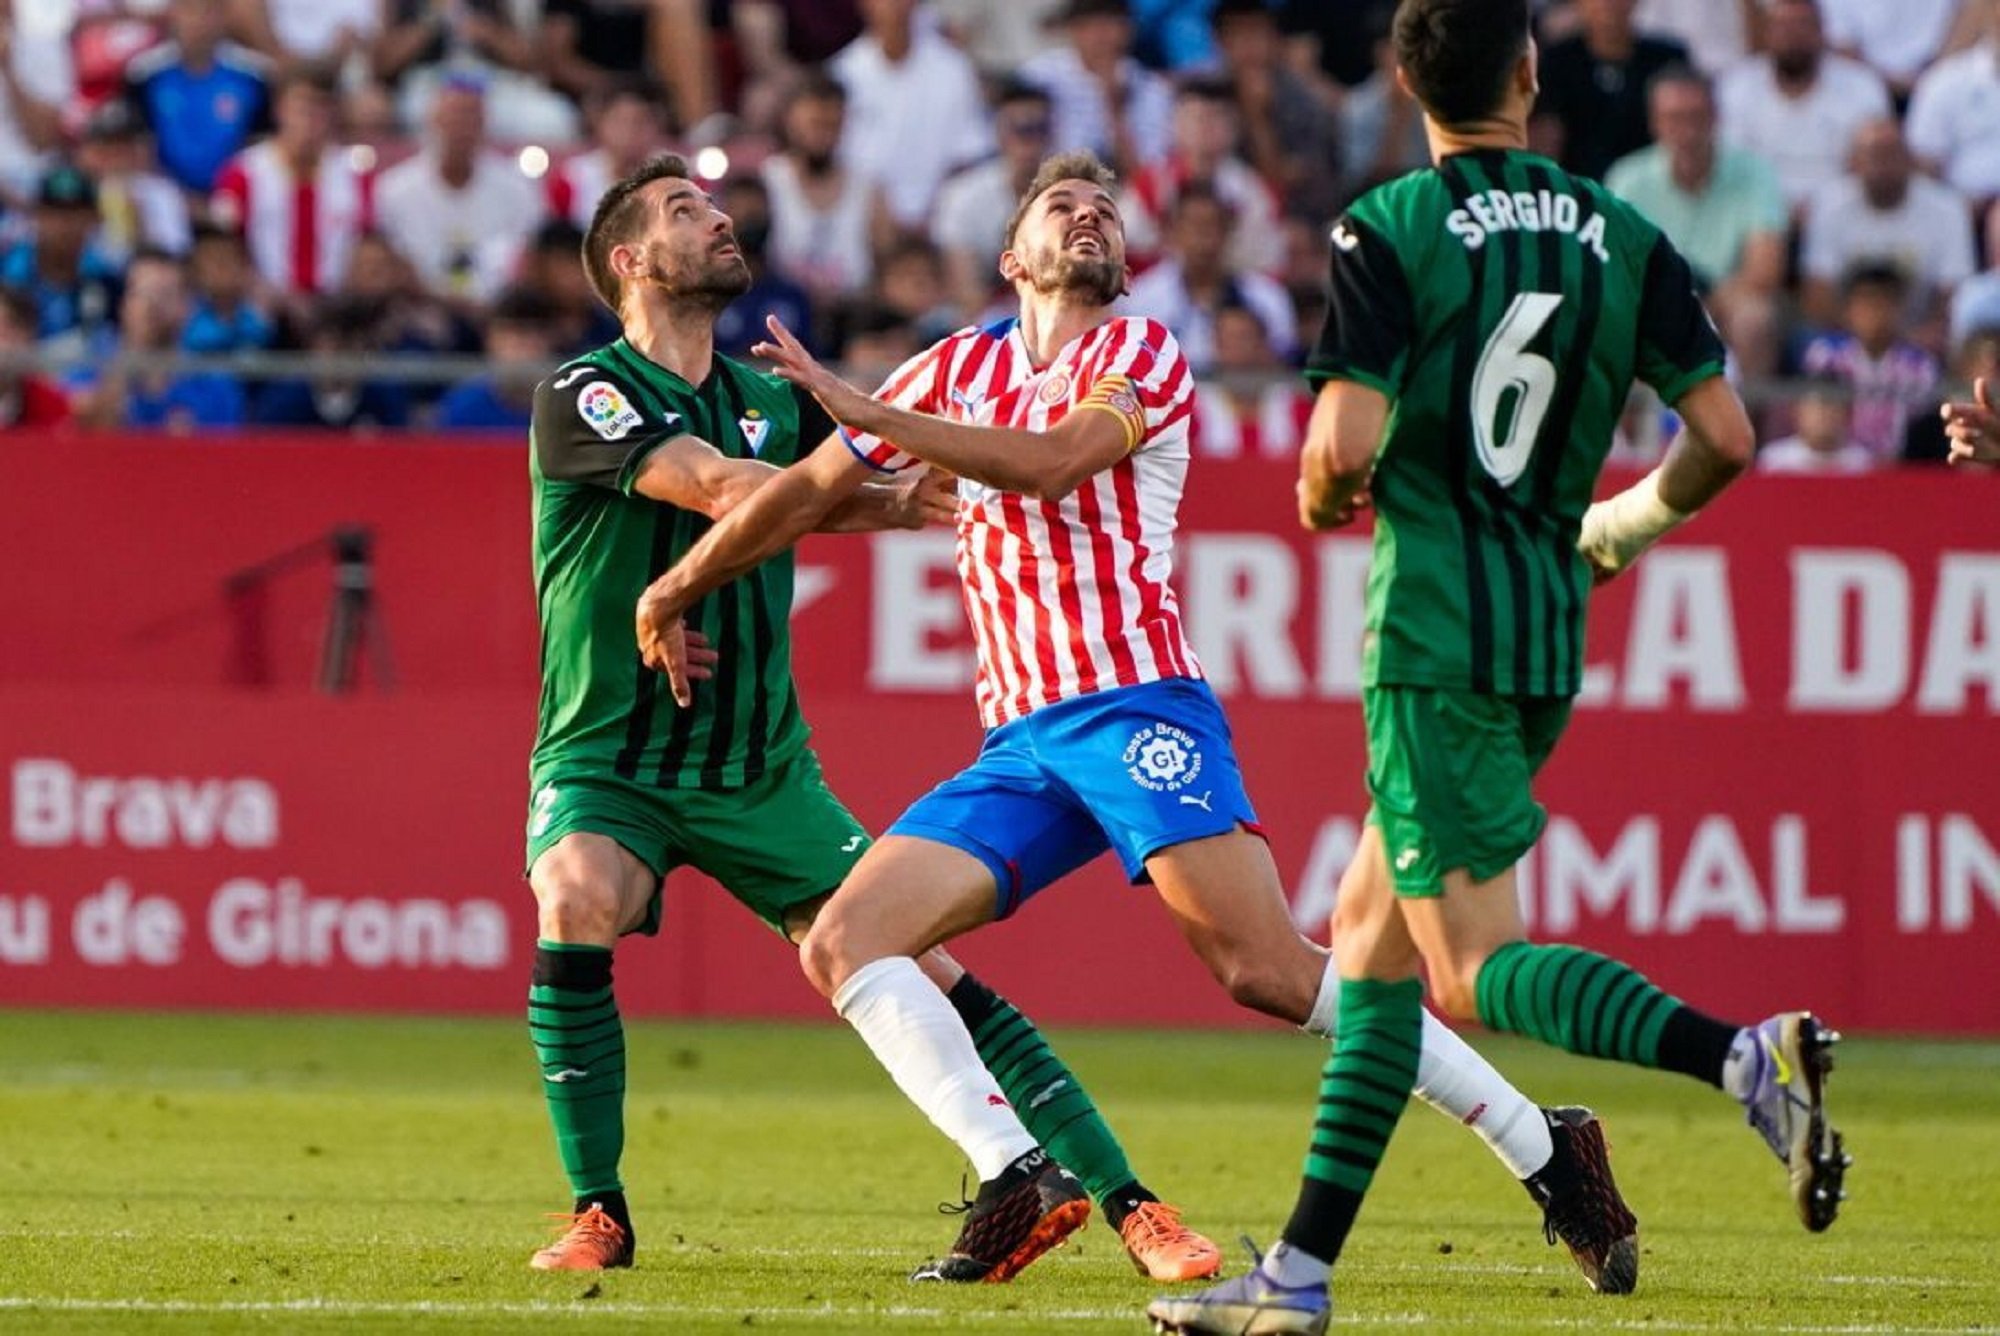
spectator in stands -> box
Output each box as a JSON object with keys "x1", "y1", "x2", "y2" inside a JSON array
[
  {"x1": 339, "y1": 228, "x2": 480, "y2": 363},
  {"x1": 0, "y1": 286, "x2": 72, "y2": 430},
  {"x1": 1122, "y1": 77, "x2": 1283, "y2": 277},
  {"x1": 78, "y1": 248, "x2": 244, "y2": 432},
  {"x1": 868, "y1": 237, "x2": 959, "y2": 346},
  {"x1": 1190, "y1": 300, "x2": 1312, "y2": 460},
  {"x1": 1021, "y1": 0, "x2": 1174, "y2": 174},
  {"x1": 1758, "y1": 375, "x2": 1875, "y2": 473},
  {"x1": 927, "y1": 0, "x2": 1060, "y2": 76},
  {"x1": 761, "y1": 75, "x2": 882, "y2": 309},
  {"x1": 838, "y1": 302, "x2": 923, "y2": 390},
  {"x1": 77, "y1": 99, "x2": 193, "y2": 265},
  {"x1": 435, "y1": 287, "x2": 555, "y2": 431},
  {"x1": 545, "y1": 0, "x2": 722, "y2": 146},
  {"x1": 1906, "y1": 326, "x2": 2000, "y2": 461},
  {"x1": 1824, "y1": 0, "x2": 1979, "y2": 103},
  {"x1": 373, "y1": 0, "x2": 577, "y2": 143},
  {"x1": 1906, "y1": 0, "x2": 2000, "y2": 205},
  {"x1": 230, "y1": 0, "x2": 382, "y2": 69},
  {"x1": 829, "y1": 0, "x2": 993, "y2": 233},
  {"x1": 1803, "y1": 263, "x2": 1943, "y2": 461},
  {"x1": 0, "y1": 165, "x2": 124, "y2": 346},
  {"x1": 1211, "y1": 0, "x2": 1342, "y2": 224},
  {"x1": 1716, "y1": 0, "x2": 1891, "y2": 215},
  {"x1": 1128, "y1": 0, "x2": 1225, "y2": 72},
  {"x1": 1533, "y1": 0, "x2": 1690, "y2": 180},
  {"x1": 1337, "y1": 6, "x2": 1430, "y2": 204},
  {"x1": 1606, "y1": 67, "x2": 1787, "y2": 386},
  {"x1": 933, "y1": 80, "x2": 1053, "y2": 320},
  {"x1": 713, "y1": 175, "x2": 814, "y2": 359},
  {"x1": 183, "y1": 221, "x2": 275, "y2": 352},
  {"x1": 373, "y1": 73, "x2": 545, "y2": 306},
  {"x1": 1802, "y1": 119, "x2": 1976, "y2": 336},
  {"x1": 1123, "y1": 183, "x2": 1296, "y2": 374},
  {"x1": 729, "y1": 0, "x2": 864, "y2": 132},
  {"x1": 251, "y1": 294, "x2": 411, "y2": 429},
  {"x1": 518, "y1": 220, "x2": 621, "y2": 355},
  {"x1": 1634, "y1": 0, "x2": 1754, "y2": 76},
  {"x1": 0, "y1": 0, "x2": 75, "y2": 208},
  {"x1": 126, "y1": 0, "x2": 271, "y2": 196},
  {"x1": 1278, "y1": 210, "x2": 1329, "y2": 351},
  {"x1": 546, "y1": 78, "x2": 668, "y2": 232},
  {"x1": 1274, "y1": 0, "x2": 1393, "y2": 94},
  {"x1": 211, "y1": 66, "x2": 371, "y2": 301},
  {"x1": 1951, "y1": 206, "x2": 2000, "y2": 348}
]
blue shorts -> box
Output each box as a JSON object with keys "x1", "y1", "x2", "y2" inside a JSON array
[{"x1": 888, "y1": 677, "x2": 1260, "y2": 918}]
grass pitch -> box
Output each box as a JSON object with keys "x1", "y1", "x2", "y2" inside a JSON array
[{"x1": 1, "y1": 1011, "x2": 1995, "y2": 1334}]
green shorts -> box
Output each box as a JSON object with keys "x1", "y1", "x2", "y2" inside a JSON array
[
  {"x1": 524, "y1": 748, "x2": 870, "y2": 935},
  {"x1": 1363, "y1": 684, "x2": 1573, "y2": 898}
]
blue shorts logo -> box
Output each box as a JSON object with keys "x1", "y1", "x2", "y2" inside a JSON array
[{"x1": 1123, "y1": 723, "x2": 1203, "y2": 793}]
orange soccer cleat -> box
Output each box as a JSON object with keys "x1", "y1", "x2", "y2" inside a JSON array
[
  {"x1": 1119, "y1": 1200, "x2": 1223, "y2": 1282},
  {"x1": 529, "y1": 1204, "x2": 633, "y2": 1271}
]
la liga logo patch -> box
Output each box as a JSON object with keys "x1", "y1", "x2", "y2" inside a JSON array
[{"x1": 578, "y1": 381, "x2": 644, "y2": 441}]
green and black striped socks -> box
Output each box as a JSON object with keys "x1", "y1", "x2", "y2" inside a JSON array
[
  {"x1": 529, "y1": 941, "x2": 627, "y2": 1199},
  {"x1": 1282, "y1": 977, "x2": 1423, "y2": 1266},
  {"x1": 946, "y1": 973, "x2": 1144, "y2": 1216},
  {"x1": 1474, "y1": 941, "x2": 1737, "y2": 1085}
]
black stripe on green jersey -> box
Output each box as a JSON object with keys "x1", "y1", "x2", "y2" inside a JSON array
[
  {"x1": 1483, "y1": 166, "x2": 1535, "y2": 695},
  {"x1": 713, "y1": 366, "x2": 777, "y2": 783},
  {"x1": 1439, "y1": 155, "x2": 1498, "y2": 693}
]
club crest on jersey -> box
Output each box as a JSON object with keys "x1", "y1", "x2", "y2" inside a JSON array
[
  {"x1": 738, "y1": 409, "x2": 770, "y2": 455},
  {"x1": 1123, "y1": 723, "x2": 1204, "y2": 793},
  {"x1": 1038, "y1": 372, "x2": 1072, "y2": 405},
  {"x1": 578, "y1": 381, "x2": 644, "y2": 441}
]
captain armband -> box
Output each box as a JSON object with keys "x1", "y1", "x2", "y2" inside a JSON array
[{"x1": 1074, "y1": 374, "x2": 1149, "y2": 454}]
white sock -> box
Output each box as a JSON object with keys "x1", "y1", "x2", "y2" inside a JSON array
[
  {"x1": 1300, "y1": 960, "x2": 1552, "y2": 1179},
  {"x1": 1260, "y1": 1240, "x2": 1331, "y2": 1288},
  {"x1": 1721, "y1": 1026, "x2": 1762, "y2": 1101},
  {"x1": 831, "y1": 956, "x2": 1038, "y2": 1181}
]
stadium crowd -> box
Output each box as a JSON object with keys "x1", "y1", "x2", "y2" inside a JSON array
[{"x1": 0, "y1": 0, "x2": 1994, "y2": 468}]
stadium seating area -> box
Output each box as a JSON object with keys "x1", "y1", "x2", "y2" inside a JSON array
[{"x1": 0, "y1": 0, "x2": 1995, "y2": 466}]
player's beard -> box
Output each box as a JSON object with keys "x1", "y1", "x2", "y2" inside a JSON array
[
  {"x1": 1019, "y1": 240, "x2": 1125, "y2": 308},
  {"x1": 638, "y1": 240, "x2": 753, "y2": 315}
]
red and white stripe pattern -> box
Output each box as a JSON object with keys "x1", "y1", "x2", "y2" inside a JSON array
[
  {"x1": 847, "y1": 316, "x2": 1201, "y2": 727},
  {"x1": 546, "y1": 149, "x2": 614, "y2": 230},
  {"x1": 210, "y1": 141, "x2": 372, "y2": 296}
]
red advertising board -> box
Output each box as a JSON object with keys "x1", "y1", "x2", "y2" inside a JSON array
[{"x1": 3, "y1": 437, "x2": 1997, "y2": 1031}]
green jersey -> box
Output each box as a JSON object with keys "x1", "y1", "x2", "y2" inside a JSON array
[
  {"x1": 529, "y1": 339, "x2": 835, "y2": 790},
  {"x1": 1308, "y1": 148, "x2": 1725, "y2": 697}
]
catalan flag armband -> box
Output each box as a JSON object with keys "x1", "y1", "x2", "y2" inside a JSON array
[{"x1": 1075, "y1": 373, "x2": 1149, "y2": 454}]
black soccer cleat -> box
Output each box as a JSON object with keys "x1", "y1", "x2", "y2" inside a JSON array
[
  {"x1": 1526, "y1": 1106, "x2": 1640, "y2": 1295},
  {"x1": 910, "y1": 1148, "x2": 1091, "y2": 1284}
]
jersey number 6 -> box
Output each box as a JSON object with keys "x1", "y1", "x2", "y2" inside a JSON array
[{"x1": 1471, "y1": 292, "x2": 1564, "y2": 487}]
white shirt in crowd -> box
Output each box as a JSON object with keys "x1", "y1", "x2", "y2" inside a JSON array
[
  {"x1": 373, "y1": 149, "x2": 544, "y2": 303},
  {"x1": 829, "y1": 24, "x2": 993, "y2": 229},
  {"x1": 1717, "y1": 55, "x2": 1891, "y2": 208},
  {"x1": 257, "y1": 0, "x2": 383, "y2": 60},
  {"x1": 1801, "y1": 174, "x2": 1977, "y2": 299},
  {"x1": 1019, "y1": 45, "x2": 1174, "y2": 172},
  {"x1": 761, "y1": 154, "x2": 877, "y2": 299},
  {"x1": 1821, "y1": 0, "x2": 1964, "y2": 86},
  {"x1": 931, "y1": 159, "x2": 1021, "y2": 284},
  {"x1": 1758, "y1": 435, "x2": 1878, "y2": 473},
  {"x1": 1907, "y1": 43, "x2": 2000, "y2": 200},
  {"x1": 0, "y1": 27, "x2": 74, "y2": 201},
  {"x1": 1951, "y1": 270, "x2": 2000, "y2": 347},
  {"x1": 1635, "y1": 0, "x2": 1750, "y2": 74},
  {"x1": 1121, "y1": 262, "x2": 1297, "y2": 374}
]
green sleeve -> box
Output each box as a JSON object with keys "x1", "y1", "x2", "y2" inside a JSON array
[
  {"x1": 1304, "y1": 210, "x2": 1414, "y2": 396},
  {"x1": 1633, "y1": 232, "x2": 1728, "y2": 405},
  {"x1": 531, "y1": 364, "x2": 688, "y2": 494}
]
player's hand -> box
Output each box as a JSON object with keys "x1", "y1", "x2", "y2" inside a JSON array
[
  {"x1": 1583, "y1": 553, "x2": 1621, "y2": 586},
  {"x1": 752, "y1": 315, "x2": 872, "y2": 425},
  {"x1": 1942, "y1": 376, "x2": 1999, "y2": 466},
  {"x1": 635, "y1": 594, "x2": 719, "y2": 708},
  {"x1": 895, "y1": 467, "x2": 959, "y2": 529},
  {"x1": 1297, "y1": 478, "x2": 1370, "y2": 531}
]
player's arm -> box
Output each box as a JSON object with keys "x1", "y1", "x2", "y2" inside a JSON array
[
  {"x1": 1580, "y1": 234, "x2": 1755, "y2": 581},
  {"x1": 751, "y1": 315, "x2": 1143, "y2": 501},
  {"x1": 636, "y1": 436, "x2": 877, "y2": 703},
  {"x1": 633, "y1": 436, "x2": 949, "y2": 531},
  {"x1": 1296, "y1": 212, "x2": 1413, "y2": 530}
]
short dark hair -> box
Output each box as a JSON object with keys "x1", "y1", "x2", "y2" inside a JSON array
[
  {"x1": 1841, "y1": 260, "x2": 1909, "y2": 300},
  {"x1": 1175, "y1": 74, "x2": 1237, "y2": 107},
  {"x1": 995, "y1": 77, "x2": 1052, "y2": 110},
  {"x1": 489, "y1": 286, "x2": 559, "y2": 329},
  {"x1": 1646, "y1": 62, "x2": 1713, "y2": 108},
  {"x1": 273, "y1": 62, "x2": 339, "y2": 101},
  {"x1": 1392, "y1": 0, "x2": 1531, "y2": 127},
  {"x1": 0, "y1": 285, "x2": 37, "y2": 336},
  {"x1": 1002, "y1": 150, "x2": 1120, "y2": 250},
  {"x1": 582, "y1": 153, "x2": 693, "y2": 313}
]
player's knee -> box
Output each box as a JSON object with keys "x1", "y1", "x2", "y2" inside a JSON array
[
  {"x1": 797, "y1": 915, "x2": 849, "y2": 1000},
  {"x1": 1426, "y1": 962, "x2": 1484, "y2": 1023},
  {"x1": 1214, "y1": 954, "x2": 1308, "y2": 1022},
  {"x1": 531, "y1": 860, "x2": 621, "y2": 942}
]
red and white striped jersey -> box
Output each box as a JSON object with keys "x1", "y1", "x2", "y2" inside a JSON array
[
  {"x1": 546, "y1": 148, "x2": 614, "y2": 230},
  {"x1": 211, "y1": 141, "x2": 372, "y2": 296},
  {"x1": 846, "y1": 315, "x2": 1202, "y2": 727}
]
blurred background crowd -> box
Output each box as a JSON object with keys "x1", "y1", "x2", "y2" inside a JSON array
[{"x1": 1, "y1": 0, "x2": 1995, "y2": 471}]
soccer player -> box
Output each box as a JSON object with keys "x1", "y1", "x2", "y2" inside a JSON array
[
  {"x1": 634, "y1": 151, "x2": 1641, "y2": 1291},
  {"x1": 524, "y1": 152, "x2": 1225, "y2": 1283},
  {"x1": 1151, "y1": 3, "x2": 1850, "y2": 1331}
]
